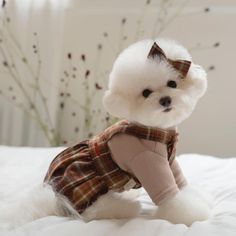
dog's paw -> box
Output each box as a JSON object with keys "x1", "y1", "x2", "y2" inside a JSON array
[
  {"x1": 81, "y1": 192, "x2": 141, "y2": 221},
  {"x1": 155, "y1": 187, "x2": 211, "y2": 226},
  {"x1": 182, "y1": 185, "x2": 214, "y2": 209}
]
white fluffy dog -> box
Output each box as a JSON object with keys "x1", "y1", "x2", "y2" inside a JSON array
[
  {"x1": 0, "y1": 38, "x2": 211, "y2": 229},
  {"x1": 94, "y1": 38, "x2": 210, "y2": 225}
]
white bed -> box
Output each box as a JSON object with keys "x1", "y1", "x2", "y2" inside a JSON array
[{"x1": 0, "y1": 146, "x2": 236, "y2": 236}]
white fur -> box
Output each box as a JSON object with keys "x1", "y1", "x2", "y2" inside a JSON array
[
  {"x1": 155, "y1": 185, "x2": 211, "y2": 226},
  {"x1": 103, "y1": 38, "x2": 207, "y2": 128},
  {"x1": 89, "y1": 38, "x2": 210, "y2": 225},
  {"x1": 81, "y1": 190, "x2": 141, "y2": 221},
  {"x1": 0, "y1": 38, "x2": 211, "y2": 229}
]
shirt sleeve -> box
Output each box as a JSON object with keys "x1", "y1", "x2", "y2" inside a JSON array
[
  {"x1": 170, "y1": 159, "x2": 187, "y2": 189},
  {"x1": 108, "y1": 133, "x2": 179, "y2": 205},
  {"x1": 108, "y1": 133, "x2": 148, "y2": 172},
  {"x1": 128, "y1": 150, "x2": 179, "y2": 205}
]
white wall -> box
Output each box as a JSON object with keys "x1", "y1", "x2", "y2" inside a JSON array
[{"x1": 0, "y1": 0, "x2": 235, "y2": 157}]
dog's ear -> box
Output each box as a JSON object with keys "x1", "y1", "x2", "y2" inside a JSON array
[
  {"x1": 187, "y1": 63, "x2": 207, "y2": 98},
  {"x1": 103, "y1": 90, "x2": 130, "y2": 118}
]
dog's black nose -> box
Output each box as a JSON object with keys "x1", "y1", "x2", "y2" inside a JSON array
[{"x1": 159, "y1": 96, "x2": 172, "y2": 107}]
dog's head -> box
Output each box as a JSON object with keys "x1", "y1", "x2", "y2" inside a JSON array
[{"x1": 103, "y1": 39, "x2": 207, "y2": 128}]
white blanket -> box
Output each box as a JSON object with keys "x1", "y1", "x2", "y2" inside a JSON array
[{"x1": 0, "y1": 146, "x2": 236, "y2": 236}]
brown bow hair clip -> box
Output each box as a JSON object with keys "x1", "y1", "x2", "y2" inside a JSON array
[{"x1": 147, "y1": 42, "x2": 191, "y2": 78}]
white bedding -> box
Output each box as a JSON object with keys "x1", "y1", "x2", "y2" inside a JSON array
[{"x1": 0, "y1": 146, "x2": 236, "y2": 236}]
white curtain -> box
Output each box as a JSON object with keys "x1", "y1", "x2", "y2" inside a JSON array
[{"x1": 0, "y1": 0, "x2": 69, "y2": 146}]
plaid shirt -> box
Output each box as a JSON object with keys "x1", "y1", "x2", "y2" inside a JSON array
[{"x1": 44, "y1": 120, "x2": 178, "y2": 214}]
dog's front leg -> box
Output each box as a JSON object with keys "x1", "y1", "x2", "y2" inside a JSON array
[{"x1": 155, "y1": 184, "x2": 211, "y2": 226}]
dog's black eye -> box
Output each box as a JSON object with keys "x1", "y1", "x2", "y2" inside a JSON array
[
  {"x1": 167, "y1": 80, "x2": 177, "y2": 88},
  {"x1": 142, "y1": 89, "x2": 153, "y2": 98}
]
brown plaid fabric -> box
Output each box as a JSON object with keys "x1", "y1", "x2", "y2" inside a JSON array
[
  {"x1": 44, "y1": 120, "x2": 178, "y2": 214},
  {"x1": 147, "y1": 42, "x2": 191, "y2": 78}
]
